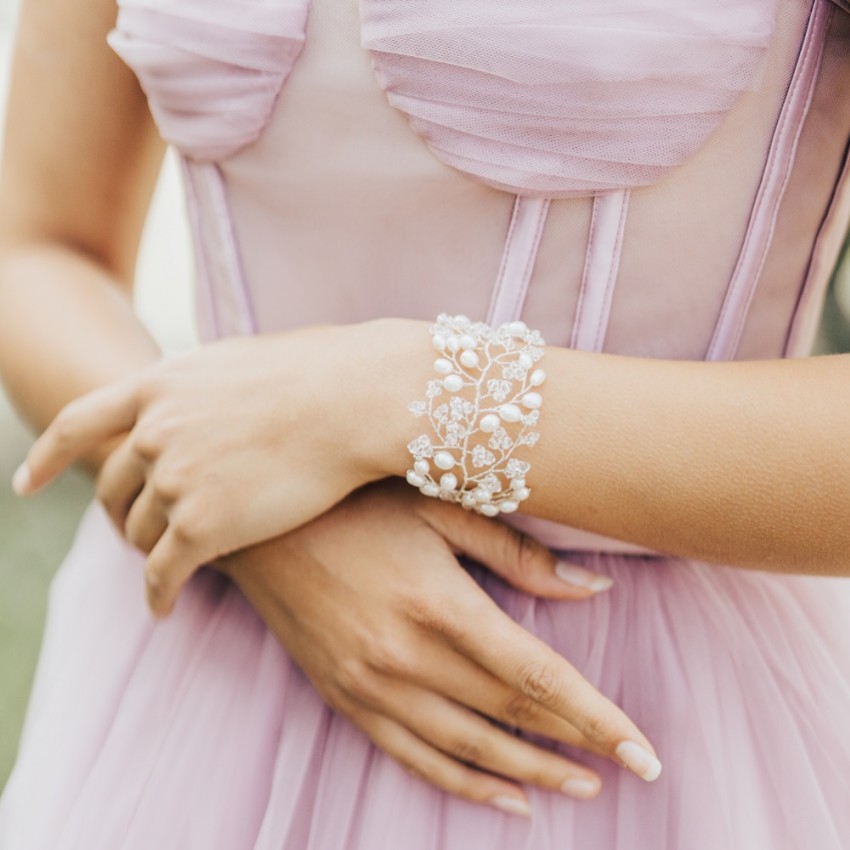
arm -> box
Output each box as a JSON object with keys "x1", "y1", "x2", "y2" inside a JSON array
[
  {"x1": 25, "y1": 317, "x2": 850, "y2": 589},
  {"x1": 374, "y1": 328, "x2": 850, "y2": 576},
  {"x1": 0, "y1": 0, "x2": 164, "y2": 453}
]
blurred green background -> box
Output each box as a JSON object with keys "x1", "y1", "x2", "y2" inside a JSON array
[{"x1": 3, "y1": 0, "x2": 850, "y2": 797}]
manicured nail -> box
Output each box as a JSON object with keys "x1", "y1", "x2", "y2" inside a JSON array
[
  {"x1": 489, "y1": 795, "x2": 532, "y2": 817},
  {"x1": 615, "y1": 741, "x2": 662, "y2": 782},
  {"x1": 555, "y1": 561, "x2": 613, "y2": 593},
  {"x1": 12, "y1": 462, "x2": 31, "y2": 495},
  {"x1": 560, "y1": 777, "x2": 600, "y2": 799}
]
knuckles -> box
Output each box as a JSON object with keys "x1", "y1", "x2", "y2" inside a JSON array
[
  {"x1": 131, "y1": 416, "x2": 176, "y2": 462},
  {"x1": 448, "y1": 737, "x2": 489, "y2": 768},
  {"x1": 400, "y1": 592, "x2": 462, "y2": 641},
  {"x1": 149, "y1": 466, "x2": 183, "y2": 504},
  {"x1": 502, "y1": 692, "x2": 542, "y2": 726},
  {"x1": 332, "y1": 656, "x2": 377, "y2": 704},
  {"x1": 517, "y1": 661, "x2": 562, "y2": 707}
]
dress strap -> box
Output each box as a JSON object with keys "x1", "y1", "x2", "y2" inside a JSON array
[
  {"x1": 570, "y1": 190, "x2": 630, "y2": 353},
  {"x1": 486, "y1": 196, "x2": 550, "y2": 326},
  {"x1": 706, "y1": 0, "x2": 829, "y2": 361}
]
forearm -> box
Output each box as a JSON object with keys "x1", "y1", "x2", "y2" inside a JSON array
[
  {"x1": 375, "y1": 319, "x2": 850, "y2": 575},
  {"x1": 0, "y1": 242, "x2": 160, "y2": 468}
]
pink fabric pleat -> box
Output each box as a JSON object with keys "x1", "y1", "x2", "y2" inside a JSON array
[
  {"x1": 2, "y1": 506, "x2": 850, "y2": 849},
  {"x1": 107, "y1": 0, "x2": 309, "y2": 161},
  {"x1": 361, "y1": 0, "x2": 779, "y2": 196}
]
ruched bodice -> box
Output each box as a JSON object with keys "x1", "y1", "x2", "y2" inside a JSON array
[{"x1": 112, "y1": 0, "x2": 779, "y2": 195}]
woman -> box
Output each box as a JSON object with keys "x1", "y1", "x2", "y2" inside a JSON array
[{"x1": 1, "y1": 0, "x2": 850, "y2": 846}]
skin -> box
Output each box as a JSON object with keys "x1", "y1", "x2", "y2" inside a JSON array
[
  {"x1": 0, "y1": 0, "x2": 662, "y2": 813},
  {"x1": 21, "y1": 319, "x2": 850, "y2": 599}
]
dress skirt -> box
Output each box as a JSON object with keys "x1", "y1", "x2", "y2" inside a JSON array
[{"x1": 1, "y1": 503, "x2": 849, "y2": 849}]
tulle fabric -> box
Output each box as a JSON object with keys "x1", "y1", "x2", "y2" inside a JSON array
[
  {"x1": 361, "y1": 0, "x2": 779, "y2": 196},
  {"x1": 2, "y1": 505, "x2": 849, "y2": 849},
  {"x1": 109, "y1": 0, "x2": 778, "y2": 194},
  {"x1": 107, "y1": 0, "x2": 309, "y2": 161}
]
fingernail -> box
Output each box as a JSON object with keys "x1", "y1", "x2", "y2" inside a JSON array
[
  {"x1": 489, "y1": 795, "x2": 532, "y2": 817},
  {"x1": 560, "y1": 777, "x2": 600, "y2": 799},
  {"x1": 12, "y1": 462, "x2": 31, "y2": 495},
  {"x1": 555, "y1": 562, "x2": 613, "y2": 593},
  {"x1": 615, "y1": 741, "x2": 663, "y2": 782}
]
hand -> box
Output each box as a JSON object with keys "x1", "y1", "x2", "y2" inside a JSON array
[
  {"x1": 13, "y1": 321, "x2": 430, "y2": 614},
  {"x1": 219, "y1": 480, "x2": 661, "y2": 815}
]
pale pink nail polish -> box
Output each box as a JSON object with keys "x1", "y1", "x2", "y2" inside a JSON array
[
  {"x1": 616, "y1": 741, "x2": 663, "y2": 782},
  {"x1": 555, "y1": 561, "x2": 614, "y2": 593},
  {"x1": 12, "y1": 462, "x2": 31, "y2": 496},
  {"x1": 560, "y1": 777, "x2": 600, "y2": 799},
  {"x1": 489, "y1": 795, "x2": 532, "y2": 817}
]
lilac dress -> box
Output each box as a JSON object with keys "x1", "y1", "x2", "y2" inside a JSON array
[{"x1": 3, "y1": 0, "x2": 850, "y2": 846}]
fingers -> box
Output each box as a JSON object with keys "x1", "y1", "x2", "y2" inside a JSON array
[
  {"x1": 143, "y1": 519, "x2": 215, "y2": 617},
  {"x1": 124, "y1": 484, "x2": 169, "y2": 555},
  {"x1": 420, "y1": 648, "x2": 604, "y2": 757},
  {"x1": 13, "y1": 377, "x2": 142, "y2": 494},
  {"x1": 391, "y1": 686, "x2": 602, "y2": 801},
  {"x1": 424, "y1": 503, "x2": 612, "y2": 600},
  {"x1": 449, "y1": 600, "x2": 662, "y2": 782},
  {"x1": 95, "y1": 437, "x2": 148, "y2": 535},
  {"x1": 352, "y1": 710, "x2": 533, "y2": 815}
]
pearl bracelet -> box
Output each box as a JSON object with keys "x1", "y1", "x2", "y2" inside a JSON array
[{"x1": 405, "y1": 313, "x2": 545, "y2": 516}]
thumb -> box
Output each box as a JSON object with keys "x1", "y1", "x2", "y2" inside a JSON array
[{"x1": 424, "y1": 503, "x2": 614, "y2": 600}]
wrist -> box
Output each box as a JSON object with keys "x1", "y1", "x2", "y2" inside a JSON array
[{"x1": 350, "y1": 317, "x2": 434, "y2": 482}]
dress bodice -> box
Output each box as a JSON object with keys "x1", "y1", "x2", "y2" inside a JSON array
[
  {"x1": 108, "y1": 0, "x2": 850, "y2": 551},
  {"x1": 110, "y1": 0, "x2": 779, "y2": 196}
]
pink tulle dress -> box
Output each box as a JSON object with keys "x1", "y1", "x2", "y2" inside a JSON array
[{"x1": 3, "y1": 0, "x2": 850, "y2": 847}]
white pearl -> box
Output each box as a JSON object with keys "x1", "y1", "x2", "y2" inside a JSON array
[
  {"x1": 406, "y1": 471, "x2": 425, "y2": 488},
  {"x1": 420, "y1": 483, "x2": 441, "y2": 498},
  {"x1": 454, "y1": 314, "x2": 471, "y2": 329},
  {"x1": 461, "y1": 494, "x2": 477, "y2": 509},
  {"x1": 518, "y1": 353, "x2": 533, "y2": 369},
  {"x1": 434, "y1": 451, "x2": 455, "y2": 470},
  {"x1": 508, "y1": 320, "x2": 528, "y2": 336},
  {"x1": 432, "y1": 335, "x2": 448, "y2": 351},
  {"x1": 511, "y1": 478, "x2": 527, "y2": 491},
  {"x1": 434, "y1": 358, "x2": 453, "y2": 374},
  {"x1": 459, "y1": 335, "x2": 477, "y2": 350},
  {"x1": 530, "y1": 369, "x2": 546, "y2": 386},
  {"x1": 479, "y1": 503, "x2": 500, "y2": 517},
  {"x1": 459, "y1": 350, "x2": 479, "y2": 368},
  {"x1": 513, "y1": 487, "x2": 531, "y2": 501},
  {"x1": 414, "y1": 460, "x2": 430, "y2": 476},
  {"x1": 521, "y1": 392, "x2": 542, "y2": 410},
  {"x1": 473, "y1": 488, "x2": 491, "y2": 502},
  {"x1": 439, "y1": 473, "x2": 458, "y2": 491},
  {"x1": 446, "y1": 336, "x2": 461, "y2": 353},
  {"x1": 498, "y1": 500, "x2": 519, "y2": 514},
  {"x1": 479, "y1": 413, "x2": 500, "y2": 433},
  {"x1": 499, "y1": 404, "x2": 522, "y2": 423},
  {"x1": 442, "y1": 374, "x2": 464, "y2": 392}
]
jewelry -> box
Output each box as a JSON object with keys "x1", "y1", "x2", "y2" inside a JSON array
[{"x1": 406, "y1": 313, "x2": 545, "y2": 516}]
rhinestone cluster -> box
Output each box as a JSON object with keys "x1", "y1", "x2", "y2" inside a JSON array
[{"x1": 406, "y1": 313, "x2": 546, "y2": 516}]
